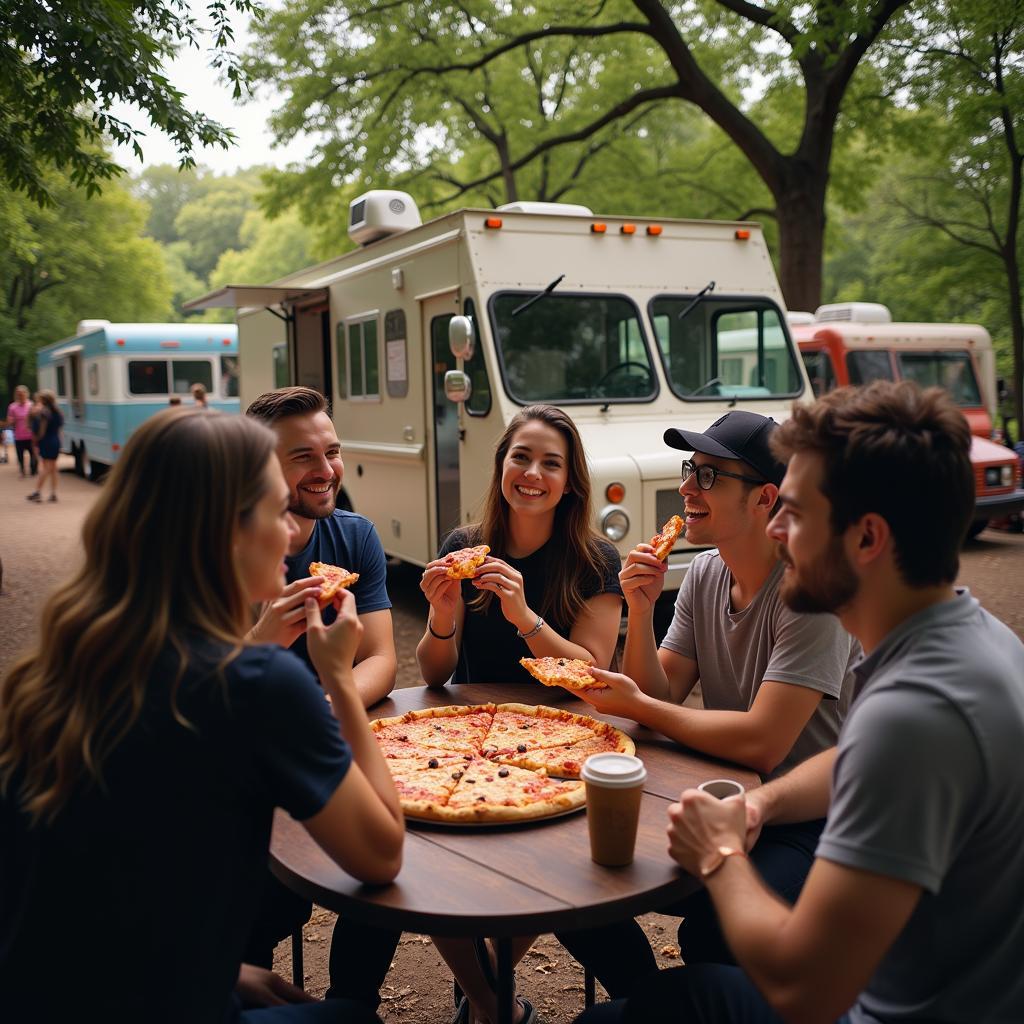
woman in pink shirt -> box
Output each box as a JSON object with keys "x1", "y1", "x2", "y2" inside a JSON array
[{"x1": 4, "y1": 385, "x2": 38, "y2": 477}]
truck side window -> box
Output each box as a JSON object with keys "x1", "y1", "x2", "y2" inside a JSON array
[
  {"x1": 128, "y1": 360, "x2": 169, "y2": 395},
  {"x1": 56, "y1": 365, "x2": 67, "y2": 397},
  {"x1": 88, "y1": 363, "x2": 100, "y2": 396},
  {"x1": 897, "y1": 352, "x2": 981, "y2": 407},
  {"x1": 463, "y1": 298, "x2": 491, "y2": 416},
  {"x1": 800, "y1": 350, "x2": 836, "y2": 398},
  {"x1": 171, "y1": 360, "x2": 214, "y2": 395},
  {"x1": 273, "y1": 343, "x2": 290, "y2": 388},
  {"x1": 846, "y1": 350, "x2": 895, "y2": 385},
  {"x1": 344, "y1": 316, "x2": 380, "y2": 400},
  {"x1": 220, "y1": 356, "x2": 240, "y2": 398}
]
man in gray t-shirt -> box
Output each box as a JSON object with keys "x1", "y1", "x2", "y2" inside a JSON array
[
  {"x1": 577, "y1": 382, "x2": 1024, "y2": 1024},
  {"x1": 561, "y1": 411, "x2": 857, "y2": 992}
]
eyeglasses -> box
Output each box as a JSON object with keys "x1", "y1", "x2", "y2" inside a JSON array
[{"x1": 681, "y1": 459, "x2": 767, "y2": 491}]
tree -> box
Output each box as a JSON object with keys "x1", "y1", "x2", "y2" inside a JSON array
[
  {"x1": 0, "y1": 0, "x2": 259, "y2": 204},
  {"x1": 0, "y1": 171, "x2": 171, "y2": 399},
  {"x1": 245, "y1": 0, "x2": 912, "y2": 309},
  {"x1": 889, "y1": 0, "x2": 1024, "y2": 434}
]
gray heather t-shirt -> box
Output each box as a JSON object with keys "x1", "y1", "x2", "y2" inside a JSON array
[
  {"x1": 661, "y1": 550, "x2": 858, "y2": 778},
  {"x1": 819, "y1": 591, "x2": 1024, "y2": 1024}
]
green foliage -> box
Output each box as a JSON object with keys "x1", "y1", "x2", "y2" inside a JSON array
[
  {"x1": 0, "y1": 171, "x2": 172, "y2": 399},
  {"x1": 0, "y1": 0, "x2": 261, "y2": 205}
]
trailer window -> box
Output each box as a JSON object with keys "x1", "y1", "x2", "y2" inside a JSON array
[
  {"x1": 846, "y1": 350, "x2": 895, "y2": 385},
  {"x1": 55, "y1": 365, "x2": 67, "y2": 397},
  {"x1": 171, "y1": 360, "x2": 213, "y2": 395},
  {"x1": 343, "y1": 316, "x2": 380, "y2": 400},
  {"x1": 897, "y1": 351, "x2": 981, "y2": 407},
  {"x1": 88, "y1": 362, "x2": 100, "y2": 396},
  {"x1": 800, "y1": 350, "x2": 836, "y2": 398},
  {"x1": 650, "y1": 298, "x2": 801, "y2": 400},
  {"x1": 489, "y1": 293, "x2": 655, "y2": 404},
  {"x1": 220, "y1": 356, "x2": 240, "y2": 398},
  {"x1": 128, "y1": 360, "x2": 169, "y2": 395}
]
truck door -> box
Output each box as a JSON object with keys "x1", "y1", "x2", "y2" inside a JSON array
[
  {"x1": 294, "y1": 305, "x2": 332, "y2": 403},
  {"x1": 424, "y1": 293, "x2": 461, "y2": 549}
]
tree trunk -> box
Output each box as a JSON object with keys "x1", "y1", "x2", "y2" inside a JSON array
[
  {"x1": 1005, "y1": 247, "x2": 1024, "y2": 438},
  {"x1": 773, "y1": 172, "x2": 828, "y2": 313}
]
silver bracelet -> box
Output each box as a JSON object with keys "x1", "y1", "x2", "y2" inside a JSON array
[{"x1": 516, "y1": 615, "x2": 544, "y2": 640}]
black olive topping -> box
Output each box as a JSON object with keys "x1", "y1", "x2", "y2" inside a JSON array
[
  {"x1": 452, "y1": 771, "x2": 463, "y2": 780},
  {"x1": 498, "y1": 768, "x2": 510, "y2": 778},
  {"x1": 517, "y1": 743, "x2": 528, "y2": 753},
  {"x1": 428, "y1": 758, "x2": 439, "y2": 769}
]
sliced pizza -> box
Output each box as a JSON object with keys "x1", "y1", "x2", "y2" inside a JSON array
[
  {"x1": 519, "y1": 656, "x2": 607, "y2": 692},
  {"x1": 439, "y1": 544, "x2": 491, "y2": 579},
  {"x1": 387, "y1": 764, "x2": 463, "y2": 818},
  {"x1": 649, "y1": 514, "x2": 685, "y2": 561},
  {"x1": 482, "y1": 703, "x2": 597, "y2": 754},
  {"x1": 308, "y1": 562, "x2": 360, "y2": 606},
  {"x1": 371, "y1": 704, "x2": 496, "y2": 755},
  {"x1": 489, "y1": 730, "x2": 636, "y2": 779},
  {"x1": 440, "y1": 758, "x2": 585, "y2": 823}
]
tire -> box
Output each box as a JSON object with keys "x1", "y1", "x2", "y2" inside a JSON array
[
  {"x1": 89, "y1": 459, "x2": 109, "y2": 482},
  {"x1": 966, "y1": 519, "x2": 989, "y2": 542},
  {"x1": 73, "y1": 442, "x2": 87, "y2": 477}
]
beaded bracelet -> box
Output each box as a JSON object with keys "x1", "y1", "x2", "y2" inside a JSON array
[
  {"x1": 428, "y1": 618, "x2": 457, "y2": 640},
  {"x1": 516, "y1": 615, "x2": 544, "y2": 640}
]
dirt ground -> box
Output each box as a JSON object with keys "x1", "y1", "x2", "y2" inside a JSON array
[{"x1": 2, "y1": 456, "x2": 1023, "y2": 1021}]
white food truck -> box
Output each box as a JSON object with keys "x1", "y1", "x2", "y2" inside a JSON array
[{"x1": 186, "y1": 192, "x2": 812, "y2": 588}]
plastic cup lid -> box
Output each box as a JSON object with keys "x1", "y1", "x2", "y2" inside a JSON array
[{"x1": 581, "y1": 753, "x2": 647, "y2": 787}]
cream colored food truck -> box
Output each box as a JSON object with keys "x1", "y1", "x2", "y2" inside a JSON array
[{"x1": 187, "y1": 192, "x2": 812, "y2": 588}]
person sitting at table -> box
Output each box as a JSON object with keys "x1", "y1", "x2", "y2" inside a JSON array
[
  {"x1": 558, "y1": 410, "x2": 859, "y2": 998},
  {"x1": 0, "y1": 408, "x2": 404, "y2": 1023},
  {"x1": 574, "y1": 381, "x2": 1024, "y2": 1024}
]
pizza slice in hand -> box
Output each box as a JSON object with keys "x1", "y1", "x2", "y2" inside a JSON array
[
  {"x1": 439, "y1": 544, "x2": 491, "y2": 579},
  {"x1": 649, "y1": 514, "x2": 684, "y2": 561},
  {"x1": 519, "y1": 656, "x2": 608, "y2": 692},
  {"x1": 309, "y1": 562, "x2": 360, "y2": 607}
]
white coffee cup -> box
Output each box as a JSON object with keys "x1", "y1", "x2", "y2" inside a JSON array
[
  {"x1": 581, "y1": 753, "x2": 647, "y2": 866},
  {"x1": 697, "y1": 778, "x2": 745, "y2": 800}
]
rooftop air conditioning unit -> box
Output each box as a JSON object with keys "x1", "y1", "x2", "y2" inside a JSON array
[
  {"x1": 814, "y1": 302, "x2": 892, "y2": 324},
  {"x1": 496, "y1": 201, "x2": 593, "y2": 216},
  {"x1": 76, "y1": 319, "x2": 111, "y2": 335},
  {"x1": 786, "y1": 311, "x2": 815, "y2": 326},
  {"x1": 348, "y1": 190, "x2": 422, "y2": 246}
]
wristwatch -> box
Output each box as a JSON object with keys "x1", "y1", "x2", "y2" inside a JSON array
[{"x1": 699, "y1": 845, "x2": 747, "y2": 878}]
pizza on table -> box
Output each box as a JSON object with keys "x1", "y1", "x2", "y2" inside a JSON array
[{"x1": 371, "y1": 704, "x2": 635, "y2": 823}]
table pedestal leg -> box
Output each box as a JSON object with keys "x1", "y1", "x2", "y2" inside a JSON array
[{"x1": 496, "y1": 936, "x2": 515, "y2": 1024}]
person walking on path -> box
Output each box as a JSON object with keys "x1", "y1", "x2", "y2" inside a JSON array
[
  {"x1": 26, "y1": 390, "x2": 63, "y2": 503},
  {"x1": 5, "y1": 385, "x2": 37, "y2": 477}
]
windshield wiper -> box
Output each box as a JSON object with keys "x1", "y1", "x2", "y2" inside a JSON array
[
  {"x1": 512, "y1": 274, "x2": 565, "y2": 318},
  {"x1": 677, "y1": 280, "x2": 716, "y2": 321}
]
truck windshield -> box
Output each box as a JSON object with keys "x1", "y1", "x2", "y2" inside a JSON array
[
  {"x1": 897, "y1": 351, "x2": 982, "y2": 407},
  {"x1": 650, "y1": 298, "x2": 802, "y2": 400},
  {"x1": 489, "y1": 293, "x2": 655, "y2": 403}
]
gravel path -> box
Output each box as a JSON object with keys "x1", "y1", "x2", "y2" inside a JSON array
[{"x1": 2, "y1": 456, "x2": 1022, "y2": 1022}]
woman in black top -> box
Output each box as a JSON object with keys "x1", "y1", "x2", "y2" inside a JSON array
[
  {"x1": 416, "y1": 405, "x2": 623, "y2": 1023},
  {"x1": 0, "y1": 408, "x2": 403, "y2": 1023},
  {"x1": 418, "y1": 404, "x2": 622, "y2": 689}
]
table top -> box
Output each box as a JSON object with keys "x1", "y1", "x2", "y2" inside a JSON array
[{"x1": 270, "y1": 683, "x2": 760, "y2": 938}]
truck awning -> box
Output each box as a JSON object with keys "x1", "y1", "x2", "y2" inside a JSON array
[
  {"x1": 183, "y1": 285, "x2": 328, "y2": 311},
  {"x1": 49, "y1": 343, "x2": 84, "y2": 359}
]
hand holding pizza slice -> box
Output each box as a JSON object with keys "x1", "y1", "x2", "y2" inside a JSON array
[
  {"x1": 438, "y1": 544, "x2": 491, "y2": 579},
  {"x1": 649, "y1": 514, "x2": 684, "y2": 561},
  {"x1": 308, "y1": 562, "x2": 360, "y2": 607},
  {"x1": 519, "y1": 656, "x2": 609, "y2": 692}
]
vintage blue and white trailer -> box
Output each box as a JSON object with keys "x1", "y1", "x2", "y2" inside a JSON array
[{"x1": 36, "y1": 320, "x2": 239, "y2": 476}]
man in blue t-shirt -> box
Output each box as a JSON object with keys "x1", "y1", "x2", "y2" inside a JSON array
[
  {"x1": 245, "y1": 386, "x2": 399, "y2": 1008},
  {"x1": 575, "y1": 382, "x2": 1024, "y2": 1024},
  {"x1": 246, "y1": 386, "x2": 396, "y2": 708}
]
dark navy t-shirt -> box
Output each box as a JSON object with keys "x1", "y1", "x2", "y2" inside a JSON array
[
  {"x1": 286, "y1": 509, "x2": 392, "y2": 672},
  {"x1": 440, "y1": 528, "x2": 623, "y2": 685},
  {"x1": 0, "y1": 641, "x2": 351, "y2": 1023}
]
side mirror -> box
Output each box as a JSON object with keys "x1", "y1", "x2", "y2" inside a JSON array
[
  {"x1": 449, "y1": 316, "x2": 475, "y2": 360},
  {"x1": 444, "y1": 370, "x2": 472, "y2": 404}
]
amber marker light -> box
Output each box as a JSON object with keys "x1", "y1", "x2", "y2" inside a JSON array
[
  {"x1": 735, "y1": 228, "x2": 751, "y2": 240},
  {"x1": 620, "y1": 224, "x2": 636, "y2": 235},
  {"x1": 159, "y1": 340, "x2": 180, "y2": 348},
  {"x1": 606, "y1": 482, "x2": 626, "y2": 503},
  {"x1": 484, "y1": 217, "x2": 503, "y2": 229},
  {"x1": 591, "y1": 222, "x2": 607, "y2": 234},
  {"x1": 646, "y1": 225, "x2": 663, "y2": 236}
]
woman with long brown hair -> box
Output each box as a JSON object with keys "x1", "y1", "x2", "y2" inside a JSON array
[
  {"x1": 0, "y1": 408, "x2": 403, "y2": 1023},
  {"x1": 415, "y1": 404, "x2": 623, "y2": 1024},
  {"x1": 417, "y1": 404, "x2": 622, "y2": 689}
]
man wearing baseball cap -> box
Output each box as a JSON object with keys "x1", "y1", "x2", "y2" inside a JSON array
[{"x1": 558, "y1": 410, "x2": 858, "y2": 994}]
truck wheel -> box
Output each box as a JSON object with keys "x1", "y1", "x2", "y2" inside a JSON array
[
  {"x1": 89, "y1": 459, "x2": 109, "y2": 482},
  {"x1": 73, "y1": 442, "x2": 87, "y2": 477},
  {"x1": 966, "y1": 519, "x2": 989, "y2": 541}
]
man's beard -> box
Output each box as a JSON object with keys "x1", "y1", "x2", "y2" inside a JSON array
[
  {"x1": 289, "y1": 490, "x2": 337, "y2": 521},
  {"x1": 777, "y1": 536, "x2": 858, "y2": 615}
]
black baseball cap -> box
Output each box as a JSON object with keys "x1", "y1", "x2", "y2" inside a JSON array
[{"x1": 664, "y1": 411, "x2": 786, "y2": 487}]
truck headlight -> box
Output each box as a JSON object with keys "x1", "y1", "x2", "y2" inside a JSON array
[
  {"x1": 601, "y1": 507, "x2": 630, "y2": 542},
  {"x1": 1002, "y1": 465, "x2": 1014, "y2": 487}
]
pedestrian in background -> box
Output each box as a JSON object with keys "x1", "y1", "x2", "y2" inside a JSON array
[
  {"x1": 4, "y1": 385, "x2": 37, "y2": 476},
  {"x1": 191, "y1": 382, "x2": 209, "y2": 408},
  {"x1": 26, "y1": 390, "x2": 63, "y2": 503}
]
